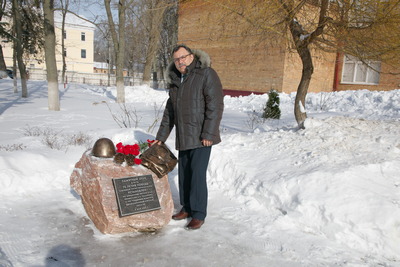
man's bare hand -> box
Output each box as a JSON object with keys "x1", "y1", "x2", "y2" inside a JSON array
[
  {"x1": 152, "y1": 140, "x2": 163, "y2": 146},
  {"x1": 202, "y1": 139, "x2": 213, "y2": 146}
]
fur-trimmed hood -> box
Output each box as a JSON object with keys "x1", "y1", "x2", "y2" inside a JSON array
[{"x1": 165, "y1": 49, "x2": 211, "y2": 85}]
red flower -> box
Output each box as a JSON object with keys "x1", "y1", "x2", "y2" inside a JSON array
[
  {"x1": 114, "y1": 141, "x2": 144, "y2": 166},
  {"x1": 116, "y1": 142, "x2": 124, "y2": 153},
  {"x1": 127, "y1": 144, "x2": 140, "y2": 156},
  {"x1": 147, "y1": 139, "x2": 155, "y2": 147},
  {"x1": 125, "y1": 146, "x2": 131, "y2": 155},
  {"x1": 115, "y1": 142, "x2": 140, "y2": 156}
]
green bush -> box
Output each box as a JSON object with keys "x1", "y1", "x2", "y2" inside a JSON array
[{"x1": 262, "y1": 90, "x2": 281, "y2": 119}]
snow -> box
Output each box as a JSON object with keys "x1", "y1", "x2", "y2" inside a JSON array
[{"x1": 0, "y1": 79, "x2": 399, "y2": 266}]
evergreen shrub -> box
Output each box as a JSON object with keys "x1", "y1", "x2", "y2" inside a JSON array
[{"x1": 262, "y1": 90, "x2": 281, "y2": 119}]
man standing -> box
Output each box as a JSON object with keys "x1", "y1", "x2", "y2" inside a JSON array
[{"x1": 154, "y1": 44, "x2": 224, "y2": 230}]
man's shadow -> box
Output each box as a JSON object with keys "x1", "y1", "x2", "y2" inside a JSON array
[{"x1": 45, "y1": 244, "x2": 85, "y2": 267}]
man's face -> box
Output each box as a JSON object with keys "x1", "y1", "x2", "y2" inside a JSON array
[{"x1": 173, "y1": 48, "x2": 194, "y2": 74}]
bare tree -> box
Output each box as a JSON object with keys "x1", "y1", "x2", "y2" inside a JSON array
[
  {"x1": 8, "y1": 0, "x2": 44, "y2": 96},
  {"x1": 0, "y1": 45, "x2": 6, "y2": 72},
  {"x1": 0, "y1": 0, "x2": 8, "y2": 71},
  {"x1": 182, "y1": 0, "x2": 400, "y2": 128},
  {"x1": 125, "y1": 2, "x2": 145, "y2": 79},
  {"x1": 59, "y1": 0, "x2": 70, "y2": 84},
  {"x1": 281, "y1": 0, "x2": 331, "y2": 128},
  {"x1": 123, "y1": 0, "x2": 177, "y2": 86},
  {"x1": 89, "y1": 0, "x2": 178, "y2": 88},
  {"x1": 12, "y1": 43, "x2": 17, "y2": 93},
  {"x1": 158, "y1": 0, "x2": 178, "y2": 81},
  {"x1": 43, "y1": 0, "x2": 60, "y2": 111},
  {"x1": 141, "y1": 0, "x2": 169, "y2": 85},
  {"x1": 94, "y1": 23, "x2": 114, "y2": 86},
  {"x1": 0, "y1": 0, "x2": 18, "y2": 93},
  {"x1": 11, "y1": 0, "x2": 28, "y2": 97},
  {"x1": 105, "y1": 0, "x2": 129, "y2": 103}
]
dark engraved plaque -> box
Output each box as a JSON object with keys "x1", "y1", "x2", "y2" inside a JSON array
[{"x1": 112, "y1": 175, "x2": 161, "y2": 217}]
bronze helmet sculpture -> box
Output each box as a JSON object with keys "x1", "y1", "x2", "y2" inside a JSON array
[{"x1": 91, "y1": 138, "x2": 116, "y2": 158}]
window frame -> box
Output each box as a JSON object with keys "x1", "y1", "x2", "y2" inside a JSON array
[
  {"x1": 81, "y1": 49, "x2": 86, "y2": 59},
  {"x1": 341, "y1": 55, "x2": 381, "y2": 85}
]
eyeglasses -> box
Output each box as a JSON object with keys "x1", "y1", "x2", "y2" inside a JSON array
[{"x1": 173, "y1": 54, "x2": 192, "y2": 63}]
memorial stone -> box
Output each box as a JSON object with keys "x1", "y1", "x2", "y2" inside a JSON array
[{"x1": 70, "y1": 150, "x2": 174, "y2": 234}]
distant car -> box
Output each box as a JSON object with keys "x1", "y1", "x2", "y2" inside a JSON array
[
  {"x1": 0, "y1": 69, "x2": 13, "y2": 79},
  {"x1": 6, "y1": 69, "x2": 13, "y2": 79}
]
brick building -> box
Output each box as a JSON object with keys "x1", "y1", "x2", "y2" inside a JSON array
[{"x1": 178, "y1": 0, "x2": 400, "y2": 94}]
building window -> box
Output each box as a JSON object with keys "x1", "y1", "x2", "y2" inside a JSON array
[
  {"x1": 81, "y1": 49, "x2": 86, "y2": 59},
  {"x1": 81, "y1": 32, "x2": 85, "y2": 41},
  {"x1": 342, "y1": 55, "x2": 381, "y2": 84},
  {"x1": 63, "y1": 30, "x2": 67, "y2": 39}
]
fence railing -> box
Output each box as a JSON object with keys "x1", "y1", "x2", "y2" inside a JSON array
[{"x1": 27, "y1": 68, "x2": 165, "y2": 88}]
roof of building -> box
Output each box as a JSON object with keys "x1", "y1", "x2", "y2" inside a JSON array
[{"x1": 54, "y1": 11, "x2": 95, "y2": 31}]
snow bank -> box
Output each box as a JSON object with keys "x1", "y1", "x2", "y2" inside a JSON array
[{"x1": 0, "y1": 80, "x2": 399, "y2": 265}]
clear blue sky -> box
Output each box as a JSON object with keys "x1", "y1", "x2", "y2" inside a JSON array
[{"x1": 70, "y1": 1, "x2": 106, "y2": 21}]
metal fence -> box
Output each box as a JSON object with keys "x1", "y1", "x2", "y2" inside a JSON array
[{"x1": 27, "y1": 68, "x2": 165, "y2": 88}]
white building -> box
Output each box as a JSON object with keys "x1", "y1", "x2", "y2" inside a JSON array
[{"x1": 1, "y1": 11, "x2": 95, "y2": 74}]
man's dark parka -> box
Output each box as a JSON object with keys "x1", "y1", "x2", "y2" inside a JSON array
[{"x1": 156, "y1": 50, "x2": 224, "y2": 151}]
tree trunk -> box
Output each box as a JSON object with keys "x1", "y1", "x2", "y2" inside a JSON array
[
  {"x1": 61, "y1": 7, "x2": 67, "y2": 84},
  {"x1": 12, "y1": 45, "x2": 17, "y2": 93},
  {"x1": 142, "y1": 36, "x2": 158, "y2": 86},
  {"x1": 43, "y1": 0, "x2": 60, "y2": 111},
  {"x1": 107, "y1": 39, "x2": 111, "y2": 87},
  {"x1": 105, "y1": 0, "x2": 125, "y2": 103},
  {"x1": 280, "y1": 0, "x2": 328, "y2": 129},
  {"x1": 142, "y1": 1, "x2": 167, "y2": 86},
  {"x1": 12, "y1": 0, "x2": 28, "y2": 97},
  {"x1": 116, "y1": 0, "x2": 126, "y2": 103},
  {"x1": 294, "y1": 46, "x2": 313, "y2": 129},
  {"x1": 0, "y1": 0, "x2": 6, "y2": 71},
  {"x1": 287, "y1": 16, "x2": 315, "y2": 129},
  {"x1": 0, "y1": 45, "x2": 6, "y2": 71}
]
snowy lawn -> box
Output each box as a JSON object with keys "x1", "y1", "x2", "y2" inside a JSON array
[{"x1": 0, "y1": 79, "x2": 399, "y2": 266}]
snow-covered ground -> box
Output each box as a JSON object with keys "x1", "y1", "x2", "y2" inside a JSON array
[{"x1": 0, "y1": 79, "x2": 399, "y2": 267}]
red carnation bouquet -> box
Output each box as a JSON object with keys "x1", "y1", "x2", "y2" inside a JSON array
[{"x1": 114, "y1": 139, "x2": 154, "y2": 166}]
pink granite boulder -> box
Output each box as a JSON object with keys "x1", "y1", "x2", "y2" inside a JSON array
[{"x1": 70, "y1": 150, "x2": 174, "y2": 234}]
